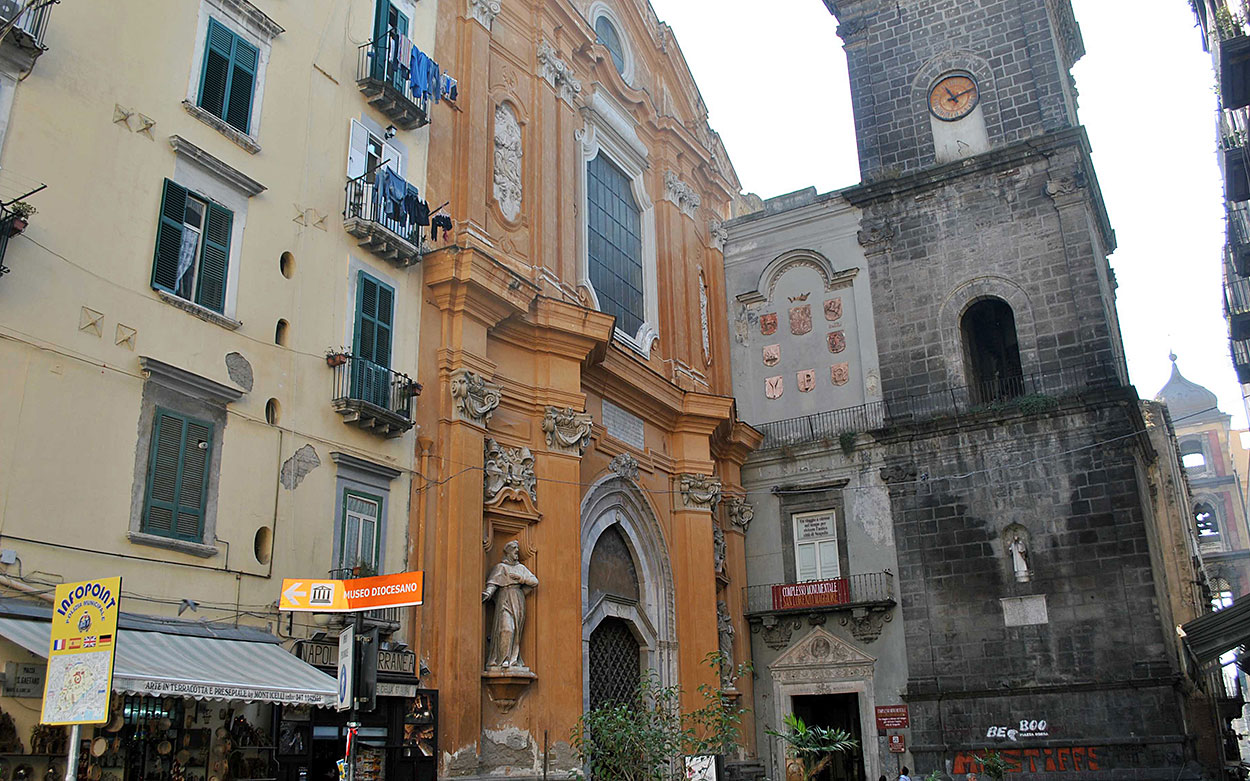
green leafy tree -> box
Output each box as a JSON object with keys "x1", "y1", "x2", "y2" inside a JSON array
[
  {"x1": 977, "y1": 751, "x2": 1008, "y2": 780},
  {"x1": 571, "y1": 652, "x2": 750, "y2": 781},
  {"x1": 765, "y1": 713, "x2": 858, "y2": 781}
]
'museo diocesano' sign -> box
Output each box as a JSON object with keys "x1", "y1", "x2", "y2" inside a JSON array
[
  {"x1": 771, "y1": 578, "x2": 850, "y2": 611},
  {"x1": 279, "y1": 571, "x2": 424, "y2": 613}
]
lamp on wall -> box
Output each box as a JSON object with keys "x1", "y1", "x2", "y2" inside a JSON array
[{"x1": 384, "y1": 124, "x2": 397, "y2": 140}]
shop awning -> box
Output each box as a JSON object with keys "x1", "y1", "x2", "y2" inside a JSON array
[
  {"x1": 0, "y1": 617, "x2": 337, "y2": 706},
  {"x1": 1181, "y1": 598, "x2": 1250, "y2": 667}
]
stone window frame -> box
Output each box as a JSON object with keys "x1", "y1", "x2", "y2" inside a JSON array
[
  {"x1": 128, "y1": 357, "x2": 244, "y2": 558},
  {"x1": 578, "y1": 91, "x2": 659, "y2": 358},
  {"x1": 330, "y1": 452, "x2": 400, "y2": 576},
  {"x1": 777, "y1": 482, "x2": 849, "y2": 584},
  {"x1": 1178, "y1": 436, "x2": 1213, "y2": 476},
  {"x1": 587, "y1": 2, "x2": 635, "y2": 85}
]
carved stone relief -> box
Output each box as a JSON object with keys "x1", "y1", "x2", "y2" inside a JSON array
[
  {"x1": 751, "y1": 616, "x2": 801, "y2": 650},
  {"x1": 830, "y1": 362, "x2": 850, "y2": 386},
  {"x1": 493, "y1": 103, "x2": 523, "y2": 222},
  {"x1": 712, "y1": 523, "x2": 726, "y2": 577},
  {"x1": 542, "y1": 406, "x2": 593, "y2": 455},
  {"x1": 709, "y1": 219, "x2": 728, "y2": 251},
  {"x1": 698, "y1": 269, "x2": 711, "y2": 366},
  {"x1": 468, "y1": 0, "x2": 501, "y2": 29},
  {"x1": 716, "y1": 600, "x2": 735, "y2": 686},
  {"x1": 537, "y1": 40, "x2": 581, "y2": 104},
  {"x1": 608, "y1": 452, "x2": 639, "y2": 481},
  {"x1": 856, "y1": 220, "x2": 894, "y2": 247},
  {"x1": 484, "y1": 438, "x2": 537, "y2": 506},
  {"x1": 680, "y1": 473, "x2": 721, "y2": 511},
  {"x1": 727, "y1": 497, "x2": 754, "y2": 533},
  {"x1": 839, "y1": 609, "x2": 893, "y2": 643},
  {"x1": 663, "y1": 170, "x2": 701, "y2": 218},
  {"x1": 789, "y1": 304, "x2": 812, "y2": 335},
  {"x1": 450, "y1": 368, "x2": 501, "y2": 427}
]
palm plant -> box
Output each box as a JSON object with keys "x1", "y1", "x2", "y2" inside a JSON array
[{"x1": 766, "y1": 713, "x2": 858, "y2": 781}]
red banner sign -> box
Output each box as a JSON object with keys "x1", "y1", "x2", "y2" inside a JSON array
[
  {"x1": 875, "y1": 705, "x2": 910, "y2": 731},
  {"x1": 771, "y1": 578, "x2": 849, "y2": 611},
  {"x1": 887, "y1": 734, "x2": 906, "y2": 753}
]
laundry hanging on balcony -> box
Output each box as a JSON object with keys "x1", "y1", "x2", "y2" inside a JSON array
[{"x1": 407, "y1": 43, "x2": 455, "y2": 105}]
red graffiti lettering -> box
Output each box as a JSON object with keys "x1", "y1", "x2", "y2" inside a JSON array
[
  {"x1": 951, "y1": 747, "x2": 1103, "y2": 774},
  {"x1": 952, "y1": 754, "x2": 976, "y2": 775},
  {"x1": 1087, "y1": 746, "x2": 1099, "y2": 771},
  {"x1": 1002, "y1": 749, "x2": 1022, "y2": 773},
  {"x1": 1043, "y1": 748, "x2": 1056, "y2": 772},
  {"x1": 1056, "y1": 748, "x2": 1071, "y2": 771},
  {"x1": 1021, "y1": 748, "x2": 1041, "y2": 773},
  {"x1": 1071, "y1": 746, "x2": 1086, "y2": 771}
]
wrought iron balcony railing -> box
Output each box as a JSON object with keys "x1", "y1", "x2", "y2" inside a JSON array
[
  {"x1": 356, "y1": 30, "x2": 430, "y2": 130},
  {"x1": 1227, "y1": 273, "x2": 1250, "y2": 340},
  {"x1": 330, "y1": 355, "x2": 417, "y2": 438},
  {"x1": 343, "y1": 172, "x2": 424, "y2": 267},
  {"x1": 1233, "y1": 338, "x2": 1250, "y2": 384},
  {"x1": 743, "y1": 572, "x2": 894, "y2": 616},
  {"x1": 0, "y1": 0, "x2": 51, "y2": 58}
]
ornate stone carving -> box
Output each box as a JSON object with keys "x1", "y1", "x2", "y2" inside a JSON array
[
  {"x1": 856, "y1": 219, "x2": 894, "y2": 247},
  {"x1": 698, "y1": 270, "x2": 711, "y2": 366},
  {"x1": 789, "y1": 304, "x2": 812, "y2": 335},
  {"x1": 1005, "y1": 522, "x2": 1032, "y2": 583},
  {"x1": 664, "y1": 170, "x2": 701, "y2": 218},
  {"x1": 450, "y1": 368, "x2": 500, "y2": 427},
  {"x1": 468, "y1": 0, "x2": 500, "y2": 29},
  {"x1": 839, "y1": 609, "x2": 893, "y2": 643},
  {"x1": 835, "y1": 15, "x2": 871, "y2": 42},
  {"x1": 751, "y1": 616, "x2": 800, "y2": 650},
  {"x1": 727, "y1": 497, "x2": 754, "y2": 533},
  {"x1": 482, "y1": 540, "x2": 538, "y2": 670},
  {"x1": 716, "y1": 600, "x2": 735, "y2": 686},
  {"x1": 680, "y1": 473, "x2": 721, "y2": 511},
  {"x1": 709, "y1": 219, "x2": 728, "y2": 251},
  {"x1": 879, "y1": 463, "x2": 917, "y2": 484},
  {"x1": 542, "y1": 406, "x2": 593, "y2": 455},
  {"x1": 484, "y1": 438, "x2": 537, "y2": 506},
  {"x1": 712, "y1": 523, "x2": 726, "y2": 577},
  {"x1": 537, "y1": 40, "x2": 581, "y2": 104},
  {"x1": 1044, "y1": 174, "x2": 1084, "y2": 200},
  {"x1": 493, "y1": 103, "x2": 523, "y2": 222},
  {"x1": 608, "y1": 452, "x2": 640, "y2": 481}
]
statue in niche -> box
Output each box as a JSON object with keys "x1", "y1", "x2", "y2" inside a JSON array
[
  {"x1": 482, "y1": 540, "x2": 539, "y2": 670},
  {"x1": 712, "y1": 523, "x2": 726, "y2": 577},
  {"x1": 1005, "y1": 526, "x2": 1031, "y2": 583},
  {"x1": 716, "y1": 600, "x2": 735, "y2": 687}
]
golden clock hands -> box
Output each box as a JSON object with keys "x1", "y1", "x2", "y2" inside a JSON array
[{"x1": 946, "y1": 87, "x2": 976, "y2": 102}]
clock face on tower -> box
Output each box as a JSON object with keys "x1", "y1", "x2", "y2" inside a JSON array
[{"x1": 928, "y1": 73, "x2": 979, "y2": 121}]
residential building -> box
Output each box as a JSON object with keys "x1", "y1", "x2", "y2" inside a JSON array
[
  {"x1": 0, "y1": 1, "x2": 442, "y2": 778},
  {"x1": 722, "y1": 1, "x2": 1224, "y2": 777},
  {"x1": 409, "y1": 1, "x2": 757, "y2": 778}
]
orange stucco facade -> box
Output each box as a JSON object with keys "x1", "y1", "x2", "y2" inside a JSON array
[{"x1": 407, "y1": 0, "x2": 759, "y2": 776}]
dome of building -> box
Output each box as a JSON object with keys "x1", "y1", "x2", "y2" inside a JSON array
[{"x1": 1155, "y1": 353, "x2": 1224, "y2": 425}]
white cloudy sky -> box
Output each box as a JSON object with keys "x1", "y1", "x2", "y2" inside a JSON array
[{"x1": 650, "y1": 0, "x2": 1241, "y2": 426}]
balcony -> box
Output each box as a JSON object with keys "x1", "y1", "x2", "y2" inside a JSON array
[
  {"x1": 1216, "y1": 7, "x2": 1250, "y2": 109},
  {"x1": 330, "y1": 355, "x2": 417, "y2": 438},
  {"x1": 0, "y1": 0, "x2": 51, "y2": 71},
  {"x1": 754, "y1": 359, "x2": 1120, "y2": 449},
  {"x1": 343, "y1": 173, "x2": 424, "y2": 267},
  {"x1": 0, "y1": 209, "x2": 16, "y2": 280},
  {"x1": 356, "y1": 31, "x2": 430, "y2": 130},
  {"x1": 1230, "y1": 202, "x2": 1250, "y2": 276},
  {"x1": 1224, "y1": 109, "x2": 1250, "y2": 201},
  {"x1": 744, "y1": 572, "x2": 895, "y2": 617},
  {"x1": 1234, "y1": 338, "x2": 1250, "y2": 384},
  {"x1": 1228, "y1": 274, "x2": 1250, "y2": 340}
]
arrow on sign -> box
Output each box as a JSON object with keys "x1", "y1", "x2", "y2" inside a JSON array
[{"x1": 283, "y1": 581, "x2": 306, "y2": 604}]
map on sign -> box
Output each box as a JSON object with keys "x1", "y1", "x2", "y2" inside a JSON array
[{"x1": 42, "y1": 654, "x2": 110, "y2": 724}]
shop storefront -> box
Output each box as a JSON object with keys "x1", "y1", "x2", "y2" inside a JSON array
[
  {"x1": 285, "y1": 639, "x2": 436, "y2": 781},
  {"x1": 0, "y1": 600, "x2": 337, "y2": 781}
]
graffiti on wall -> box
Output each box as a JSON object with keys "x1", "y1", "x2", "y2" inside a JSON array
[{"x1": 953, "y1": 747, "x2": 1101, "y2": 774}]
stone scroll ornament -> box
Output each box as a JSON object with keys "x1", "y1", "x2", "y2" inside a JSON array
[
  {"x1": 824, "y1": 298, "x2": 842, "y2": 321},
  {"x1": 482, "y1": 540, "x2": 538, "y2": 671},
  {"x1": 762, "y1": 344, "x2": 780, "y2": 367},
  {"x1": 493, "y1": 103, "x2": 523, "y2": 222},
  {"x1": 830, "y1": 362, "x2": 850, "y2": 387},
  {"x1": 827, "y1": 331, "x2": 846, "y2": 354},
  {"x1": 450, "y1": 368, "x2": 501, "y2": 427},
  {"x1": 760, "y1": 313, "x2": 778, "y2": 336},
  {"x1": 789, "y1": 304, "x2": 812, "y2": 335},
  {"x1": 541, "y1": 406, "x2": 593, "y2": 455},
  {"x1": 483, "y1": 438, "x2": 537, "y2": 505},
  {"x1": 797, "y1": 369, "x2": 816, "y2": 393},
  {"x1": 680, "y1": 473, "x2": 722, "y2": 511}
]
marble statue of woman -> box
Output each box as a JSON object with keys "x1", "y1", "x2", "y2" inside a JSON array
[
  {"x1": 1008, "y1": 534, "x2": 1030, "y2": 583},
  {"x1": 482, "y1": 540, "x2": 539, "y2": 670}
]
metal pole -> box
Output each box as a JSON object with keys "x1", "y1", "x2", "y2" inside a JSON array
[
  {"x1": 64, "y1": 724, "x2": 80, "y2": 781},
  {"x1": 346, "y1": 612, "x2": 363, "y2": 781}
]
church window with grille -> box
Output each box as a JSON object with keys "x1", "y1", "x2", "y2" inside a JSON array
[{"x1": 589, "y1": 617, "x2": 641, "y2": 708}]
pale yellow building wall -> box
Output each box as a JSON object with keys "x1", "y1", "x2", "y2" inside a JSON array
[{"x1": 0, "y1": 0, "x2": 440, "y2": 631}]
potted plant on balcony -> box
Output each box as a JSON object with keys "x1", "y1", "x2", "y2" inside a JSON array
[
  {"x1": 350, "y1": 561, "x2": 377, "y2": 579},
  {"x1": 325, "y1": 347, "x2": 350, "y2": 368},
  {"x1": 404, "y1": 380, "x2": 423, "y2": 397},
  {"x1": 8, "y1": 202, "x2": 35, "y2": 236}
]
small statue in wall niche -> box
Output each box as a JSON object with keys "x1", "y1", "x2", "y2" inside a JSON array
[
  {"x1": 482, "y1": 540, "x2": 539, "y2": 670},
  {"x1": 712, "y1": 523, "x2": 726, "y2": 577},
  {"x1": 716, "y1": 601, "x2": 735, "y2": 687},
  {"x1": 1005, "y1": 525, "x2": 1031, "y2": 583}
]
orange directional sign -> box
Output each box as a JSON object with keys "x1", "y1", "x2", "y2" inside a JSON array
[{"x1": 279, "y1": 571, "x2": 424, "y2": 613}]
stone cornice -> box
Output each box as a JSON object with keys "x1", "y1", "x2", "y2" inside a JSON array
[
  {"x1": 329, "y1": 452, "x2": 402, "y2": 482},
  {"x1": 168, "y1": 134, "x2": 265, "y2": 195},
  {"x1": 422, "y1": 244, "x2": 537, "y2": 327},
  {"x1": 139, "y1": 356, "x2": 244, "y2": 404}
]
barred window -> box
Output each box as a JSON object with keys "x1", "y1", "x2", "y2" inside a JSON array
[
  {"x1": 588, "y1": 618, "x2": 641, "y2": 709},
  {"x1": 587, "y1": 153, "x2": 644, "y2": 338}
]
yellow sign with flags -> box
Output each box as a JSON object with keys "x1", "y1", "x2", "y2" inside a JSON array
[{"x1": 40, "y1": 577, "x2": 121, "y2": 725}]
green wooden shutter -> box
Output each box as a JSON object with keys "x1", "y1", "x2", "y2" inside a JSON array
[
  {"x1": 195, "y1": 202, "x2": 231, "y2": 313},
  {"x1": 151, "y1": 179, "x2": 188, "y2": 294},
  {"x1": 143, "y1": 409, "x2": 214, "y2": 542},
  {"x1": 198, "y1": 18, "x2": 257, "y2": 133},
  {"x1": 353, "y1": 272, "x2": 394, "y2": 368}
]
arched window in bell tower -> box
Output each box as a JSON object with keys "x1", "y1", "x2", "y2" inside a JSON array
[{"x1": 961, "y1": 297, "x2": 1024, "y2": 404}]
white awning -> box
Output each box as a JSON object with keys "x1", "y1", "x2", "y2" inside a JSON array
[{"x1": 0, "y1": 618, "x2": 336, "y2": 706}]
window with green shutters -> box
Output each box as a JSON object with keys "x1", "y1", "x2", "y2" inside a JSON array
[
  {"x1": 351, "y1": 271, "x2": 395, "y2": 408},
  {"x1": 152, "y1": 179, "x2": 232, "y2": 314},
  {"x1": 142, "y1": 409, "x2": 214, "y2": 542},
  {"x1": 198, "y1": 17, "x2": 258, "y2": 134}
]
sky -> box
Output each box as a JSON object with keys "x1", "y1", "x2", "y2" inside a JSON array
[{"x1": 648, "y1": 0, "x2": 1243, "y2": 427}]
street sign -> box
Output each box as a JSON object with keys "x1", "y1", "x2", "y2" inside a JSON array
[
  {"x1": 888, "y1": 734, "x2": 906, "y2": 754},
  {"x1": 336, "y1": 626, "x2": 354, "y2": 712},
  {"x1": 279, "y1": 571, "x2": 424, "y2": 613},
  {"x1": 41, "y1": 577, "x2": 121, "y2": 725},
  {"x1": 875, "y1": 704, "x2": 910, "y2": 731}
]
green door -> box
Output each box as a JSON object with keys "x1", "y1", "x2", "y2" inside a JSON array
[{"x1": 351, "y1": 271, "x2": 395, "y2": 409}]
